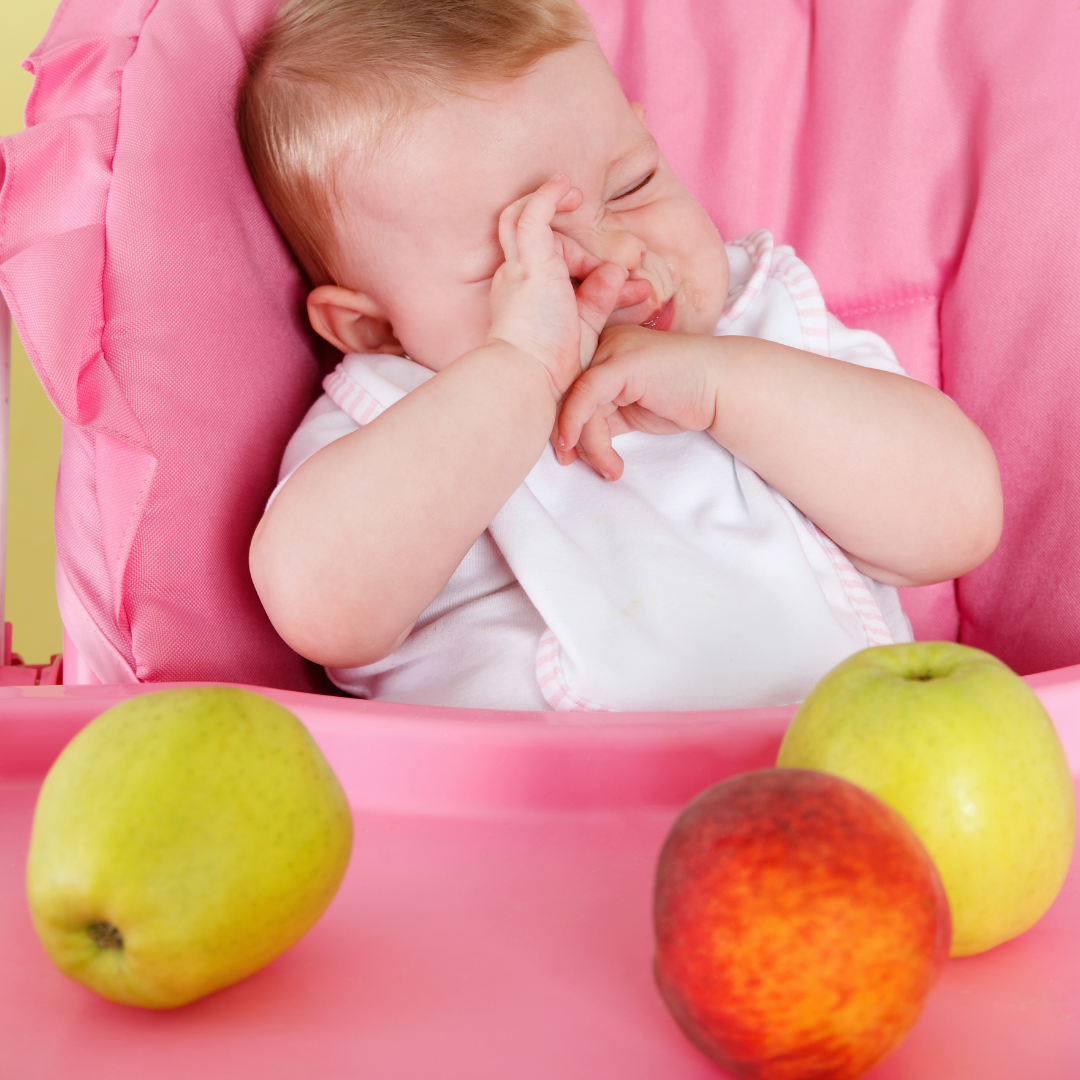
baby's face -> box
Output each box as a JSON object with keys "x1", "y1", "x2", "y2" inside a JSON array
[{"x1": 333, "y1": 39, "x2": 729, "y2": 370}]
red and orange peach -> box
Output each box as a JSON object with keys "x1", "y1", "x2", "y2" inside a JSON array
[{"x1": 654, "y1": 768, "x2": 950, "y2": 1080}]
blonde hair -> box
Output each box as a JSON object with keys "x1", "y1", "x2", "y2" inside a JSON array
[{"x1": 236, "y1": 0, "x2": 591, "y2": 286}]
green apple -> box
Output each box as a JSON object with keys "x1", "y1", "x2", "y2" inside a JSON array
[
  {"x1": 777, "y1": 642, "x2": 1075, "y2": 956},
  {"x1": 26, "y1": 687, "x2": 353, "y2": 1008}
]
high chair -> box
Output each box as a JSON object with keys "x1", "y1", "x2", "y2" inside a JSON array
[{"x1": 2, "y1": 0, "x2": 1080, "y2": 1075}]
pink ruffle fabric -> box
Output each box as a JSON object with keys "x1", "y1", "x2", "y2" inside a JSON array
[
  {"x1": 1, "y1": 0, "x2": 1079, "y2": 684},
  {"x1": 1, "y1": 0, "x2": 326, "y2": 687}
]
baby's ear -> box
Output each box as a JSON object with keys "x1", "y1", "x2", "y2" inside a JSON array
[{"x1": 307, "y1": 286, "x2": 403, "y2": 355}]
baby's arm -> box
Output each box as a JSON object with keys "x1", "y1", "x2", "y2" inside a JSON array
[
  {"x1": 250, "y1": 176, "x2": 629, "y2": 667},
  {"x1": 556, "y1": 325, "x2": 1002, "y2": 587}
]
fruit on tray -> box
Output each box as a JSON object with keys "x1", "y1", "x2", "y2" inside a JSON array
[
  {"x1": 777, "y1": 641, "x2": 1076, "y2": 956},
  {"x1": 26, "y1": 686, "x2": 353, "y2": 1008},
  {"x1": 654, "y1": 769, "x2": 950, "y2": 1080}
]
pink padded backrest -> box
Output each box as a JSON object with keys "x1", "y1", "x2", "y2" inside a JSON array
[
  {"x1": 0, "y1": 0, "x2": 325, "y2": 688},
  {"x1": 1, "y1": 0, "x2": 1079, "y2": 685}
]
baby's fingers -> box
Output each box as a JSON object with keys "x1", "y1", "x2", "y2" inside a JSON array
[
  {"x1": 575, "y1": 261, "x2": 628, "y2": 339},
  {"x1": 498, "y1": 174, "x2": 575, "y2": 267},
  {"x1": 558, "y1": 232, "x2": 604, "y2": 284},
  {"x1": 558, "y1": 361, "x2": 628, "y2": 451},
  {"x1": 575, "y1": 414, "x2": 624, "y2": 481}
]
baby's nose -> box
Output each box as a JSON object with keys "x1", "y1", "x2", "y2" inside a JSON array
[{"x1": 602, "y1": 228, "x2": 647, "y2": 274}]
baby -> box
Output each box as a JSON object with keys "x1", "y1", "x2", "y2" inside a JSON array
[{"x1": 237, "y1": 0, "x2": 1002, "y2": 711}]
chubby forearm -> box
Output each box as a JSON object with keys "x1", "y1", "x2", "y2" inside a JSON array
[
  {"x1": 250, "y1": 343, "x2": 557, "y2": 667},
  {"x1": 709, "y1": 336, "x2": 1002, "y2": 586}
]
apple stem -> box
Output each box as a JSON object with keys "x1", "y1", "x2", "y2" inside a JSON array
[{"x1": 87, "y1": 921, "x2": 124, "y2": 951}]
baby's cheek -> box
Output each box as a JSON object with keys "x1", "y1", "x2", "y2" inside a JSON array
[
  {"x1": 398, "y1": 288, "x2": 494, "y2": 370},
  {"x1": 686, "y1": 231, "x2": 730, "y2": 323}
]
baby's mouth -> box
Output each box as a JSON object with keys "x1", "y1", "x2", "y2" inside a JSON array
[{"x1": 640, "y1": 295, "x2": 676, "y2": 333}]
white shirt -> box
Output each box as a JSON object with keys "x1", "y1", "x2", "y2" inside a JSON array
[{"x1": 273, "y1": 230, "x2": 912, "y2": 711}]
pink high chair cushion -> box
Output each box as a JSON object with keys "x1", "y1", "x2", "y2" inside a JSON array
[
  {"x1": 1, "y1": 0, "x2": 1078, "y2": 686},
  {"x1": 0, "y1": 0, "x2": 325, "y2": 687}
]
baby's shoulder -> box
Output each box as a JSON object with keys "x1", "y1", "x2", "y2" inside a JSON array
[
  {"x1": 717, "y1": 230, "x2": 905, "y2": 376},
  {"x1": 716, "y1": 229, "x2": 828, "y2": 355}
]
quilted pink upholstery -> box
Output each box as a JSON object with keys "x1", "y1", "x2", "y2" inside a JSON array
[{"x1": 1, "y1": 0, "x2": 1079, "y2": 686}]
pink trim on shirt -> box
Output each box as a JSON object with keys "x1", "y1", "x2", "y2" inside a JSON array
[
  {"x1": 809, "y1": 525, "x2": 895, "y2": 646},
  {"x1": 714, "y1": 228, "x2": 774, "y2": 332},
  {"x1": 769, "y1": 246, "x2": 831, "y2": 356},
  {"x1": 535, "y1": 629, "x2": 610, "y2": 712},
  {"x1": 323, "y1": 366, "x2": 385, "y2": 426},
  {"x1": 716, "y1": 229, "x2": 833, "y2": 357}
]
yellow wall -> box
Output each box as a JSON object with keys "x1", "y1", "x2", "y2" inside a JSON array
[{"x1": 2, "y1": 0, "x2": 63, "y2": 663}]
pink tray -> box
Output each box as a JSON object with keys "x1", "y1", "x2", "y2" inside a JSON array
[{"x1": 3, "y1": 675, "x2": 1080, "y2": 1079}]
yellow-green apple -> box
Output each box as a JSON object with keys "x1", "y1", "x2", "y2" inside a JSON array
[
  {"x1": 654, "y1": 768, "x2": 950, "y2": 1080},
  {"x1": 777, "y1": 642, "x2": 1076, "y2": 956},
  {"x1": 26, "y1": 686, "x2": 353, "y2": 1008}
]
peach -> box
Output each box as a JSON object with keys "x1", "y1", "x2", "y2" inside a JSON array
[{"x1": 654, "y1": 769, "x2": 950, "y2": 1080}]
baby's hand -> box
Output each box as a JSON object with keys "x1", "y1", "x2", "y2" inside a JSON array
[
  {"x1": 488, "y1": 175, "x2": 635, "y2": 396},
  {"x1": 555, "y1": 324, "x2": 723, "y2": 479}
]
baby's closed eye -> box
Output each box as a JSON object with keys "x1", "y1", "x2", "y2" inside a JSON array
[{"x1": 609, "y1": 170, "x2": 655, "y2": 201}]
